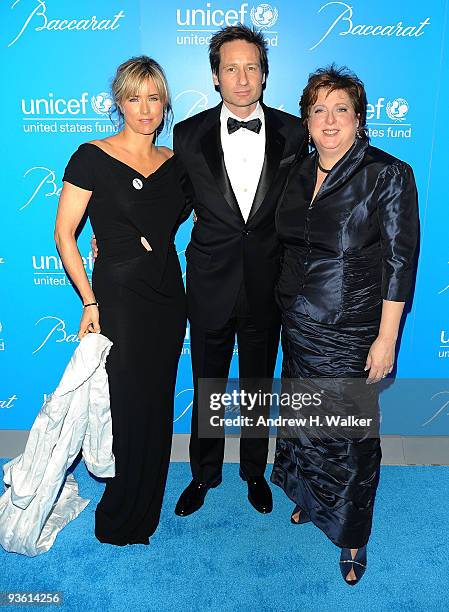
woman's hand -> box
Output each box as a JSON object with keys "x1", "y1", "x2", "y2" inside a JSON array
[
  {"x1": 78, "y1": 305, "x2": 100, "y2": 339},
  {"x1": 364, "y1": 336, "x2": 395, "y2": 384}
]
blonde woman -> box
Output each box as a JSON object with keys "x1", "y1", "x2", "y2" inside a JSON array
[{"x1": 55, "y1": 57, "x2": 188, "y2": 546}]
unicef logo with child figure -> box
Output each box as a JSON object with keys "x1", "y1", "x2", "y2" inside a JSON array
[
  {"x1": 250, "y1": 4, "x2": 279, "y2": 29},
  {"x1": 386, "y1": 98, "x2": 409, "y2": 122},
  {"x1": 91, "y1": 92, "x2": 114, "y2": 115}
]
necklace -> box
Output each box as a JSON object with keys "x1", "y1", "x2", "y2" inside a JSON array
[{"x1": 317, "y1": 158, "x2": 331, "y2": 173}]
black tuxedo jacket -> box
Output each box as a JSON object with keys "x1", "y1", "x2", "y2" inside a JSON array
[{"x1": 173, "y1": 102, "x2": 307, "y2": 330}]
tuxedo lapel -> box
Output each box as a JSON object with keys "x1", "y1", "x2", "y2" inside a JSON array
[
  {"x1": 247, "y1": 105, "x2": 285, "y2": 223},
  {"x1": 200, "y1": 105, "x2": 243, "y2": 222}
]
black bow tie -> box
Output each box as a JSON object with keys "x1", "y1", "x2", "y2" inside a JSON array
[{"x1": 227, "y1": 117, "x2": 262, "y2": 135}]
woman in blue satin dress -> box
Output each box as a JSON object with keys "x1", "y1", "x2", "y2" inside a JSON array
[{"x1": 270, "y1": 65, "x2": 419, "y2": 585}]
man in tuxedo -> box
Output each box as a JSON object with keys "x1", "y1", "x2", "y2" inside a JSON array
[{"x1": 174, "y1": 25, "x2": 307, "y2": 517}]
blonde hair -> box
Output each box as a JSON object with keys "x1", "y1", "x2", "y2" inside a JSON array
[{"x1": 111, "y1": 55, "x2": 173, "y2": 132}]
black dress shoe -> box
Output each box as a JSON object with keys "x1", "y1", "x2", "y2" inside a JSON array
[
  {"x1": 174, "y1": 479, "x2": 220, "y2": 517},
  {"x1": 239, "y1": 470, "x2": 273, "y2": 514}
]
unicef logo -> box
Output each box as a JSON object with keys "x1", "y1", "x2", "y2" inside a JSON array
[
  {"x1": 386, "y1": 98, "x2": 409, "y2": 122},
  {"x1": 91, "y1": 92, "x2": 114, "y2": 115},
  {"x1": 250, "y1": 4, "x2": 279, "y2": 29}
]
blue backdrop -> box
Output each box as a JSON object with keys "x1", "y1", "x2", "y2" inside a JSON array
[{"x1": 1, "y1": 0, "x2": 448, "y2": 435}]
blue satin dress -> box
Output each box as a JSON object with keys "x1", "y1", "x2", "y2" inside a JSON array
[{"x1": 270, "y1": 138, "x2": 419, "y2": 548}]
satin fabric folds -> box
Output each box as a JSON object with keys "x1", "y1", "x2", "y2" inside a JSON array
[
  {"x1": 0, "y1": 334, "x2": 114, "y2": 556},
  {"x1": 271, "y1": 138, "x2": 419, "y2": 549},
  {"x1": 275, "y1": 138, "x2": 419, "y2": 322},
  {"x1": 272, "y1": 307, "x2": 382, "y2": 548}
]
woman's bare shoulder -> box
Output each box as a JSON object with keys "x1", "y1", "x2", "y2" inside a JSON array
[
  {"x1": 87, "y1": 137, "x2": 118, "y2": 151},
  {"x1": 157, "y1": 146, "x2": 174, "y2": 159}
]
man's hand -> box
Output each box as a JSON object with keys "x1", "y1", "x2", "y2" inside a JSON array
[{"x1": 91, "y1": 234, "x2": 98, "y2": 259}]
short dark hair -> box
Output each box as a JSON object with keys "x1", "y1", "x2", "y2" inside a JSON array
[
  {"x1": 300, "y1": 64, "x2": 368, "y2": 139},
  {"x1": 209, "y1": 24, "x2": 269, "y2": 78}
]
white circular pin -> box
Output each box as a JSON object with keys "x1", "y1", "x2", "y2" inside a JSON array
[{"x1": 133, "y1": 178, "x2": 143, "y2": 190}]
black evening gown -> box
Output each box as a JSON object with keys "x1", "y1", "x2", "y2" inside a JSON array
[
  {"x1": 63, "y1": 144, "x2": 187, "y2": 545},
  {"x1": 271, "y1": 139, "x2": 419, "y2": 549}
]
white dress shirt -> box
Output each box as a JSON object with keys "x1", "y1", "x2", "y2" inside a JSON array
[{"x1": 220, "y1": 102, "x2": 266, "y2": 222}]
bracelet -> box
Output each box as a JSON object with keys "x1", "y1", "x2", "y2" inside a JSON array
[{"x1": 83, "y1": 302, "x2": 99, "y2": 308}]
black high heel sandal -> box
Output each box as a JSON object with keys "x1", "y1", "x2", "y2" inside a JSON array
[
  {"x1": 290, "y1": 504, "x2": 311, "y2": 524},
  {"x1": 339, "y1": 545, "x2": 367, "y2": 586}
]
